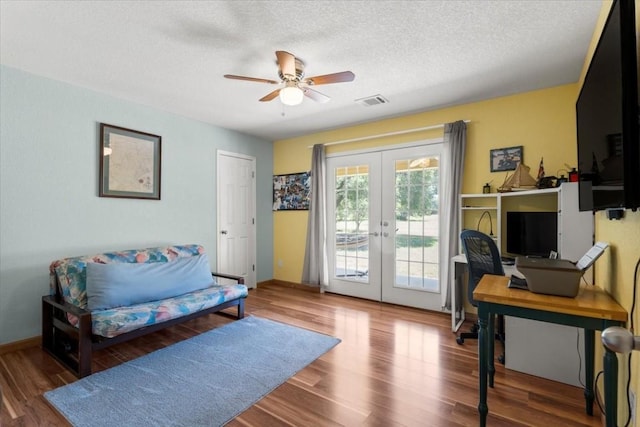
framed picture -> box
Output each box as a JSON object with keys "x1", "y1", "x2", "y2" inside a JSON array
[
  {"x1": 99, "y1": 123, "x2": 162, "y2": 200},
  {"x1": 273, "y1": 172, "x2": 311, "y2": 211},
  {"x1": 490, "y1": 145, "x2": 523, "y2": 172}
]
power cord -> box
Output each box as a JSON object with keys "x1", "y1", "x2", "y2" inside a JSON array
[
  {"x1": 577, "y1": 328, "x2": 585, "y2": 388},
  {"x1": 595, "y1": 370, "x2": 605, "y2": 415},
  {"x1": 622, "y1": 256, "x2": 639, "y2": 427}
]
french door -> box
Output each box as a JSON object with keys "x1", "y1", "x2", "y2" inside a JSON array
[{"x1": 326, "y1": 144, "x2": 443, "y2": 311}]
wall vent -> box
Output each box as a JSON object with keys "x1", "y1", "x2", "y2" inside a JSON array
[{"x1": 356, "y1": 94, "x2": 389, "y2": 107}]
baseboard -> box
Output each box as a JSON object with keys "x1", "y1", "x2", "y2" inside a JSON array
[
  {"x1": 0, "y1": 336, "x2": 40, "y2": 355},
  {"x1": 258, "y1": 279, "x2": 321, "y2": 293},
  {"x1": 256, "y1": 279, "x2": 274, "y2": 288}
]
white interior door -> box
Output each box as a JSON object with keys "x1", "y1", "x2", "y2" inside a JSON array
[
  {"x1": 216, "y1": 151, "x2": 256, "y2": 288},
  {"x1": 327, "y1": 144, "x2": 443, "y2": 311}
]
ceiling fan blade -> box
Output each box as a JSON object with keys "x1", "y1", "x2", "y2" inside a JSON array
[
  {"x1": 259, "y1": 89, "x2": 281, "y2": 102},
  {"x1": 224, "y1": 74, "x2": 279, "y2": 84},
  {"x1": 304, "y1": 71, "x2": 355, "y2": 86},
  {"x1": 276, "y1": 51, "x2": 296, "y2": 79},
  {"x1": 303, "y1": 87, "x2": 331, "y2": 103}
]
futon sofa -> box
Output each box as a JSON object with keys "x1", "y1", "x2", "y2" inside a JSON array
[{"x1": 42, "y1": 244, "x2": 248, "y2": 377}]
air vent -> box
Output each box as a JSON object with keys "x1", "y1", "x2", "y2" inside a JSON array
[{"x1": 356, "y1": 95, "x2": 389, "y2": 107}]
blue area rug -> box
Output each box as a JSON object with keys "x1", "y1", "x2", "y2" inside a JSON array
[{"x1": 44, "y1": 316, "x2": 340, "y2": 426}]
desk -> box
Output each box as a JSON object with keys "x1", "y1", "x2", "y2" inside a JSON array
[{"x1": 473, "y1": 275, "x2": 627, "y2": 427}]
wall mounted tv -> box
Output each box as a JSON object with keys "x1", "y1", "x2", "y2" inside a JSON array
[
  {"x1": 576, "y1": 0, "x2": 639, "y2": 212},
  {"x1": 506, "y1": 211, "x2": 558, "y2": 257}
]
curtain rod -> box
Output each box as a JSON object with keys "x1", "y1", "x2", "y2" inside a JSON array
[{"x1": 309, "y1": 120, "x2": 471, "y2": 148}]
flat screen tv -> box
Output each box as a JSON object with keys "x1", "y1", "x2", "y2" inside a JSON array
[
  {"x1": 506, "y1": 211, "x2": 558, "y2": 257},
  {"x1": 576, "y1": 0, "x2": 639, "y2": 212}
]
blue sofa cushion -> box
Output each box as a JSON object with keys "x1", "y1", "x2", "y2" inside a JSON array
[{"x1": 86, "y1": 254, "x2": 214, "y2": 311}]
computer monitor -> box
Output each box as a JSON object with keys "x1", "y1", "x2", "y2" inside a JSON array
[{"x1": 506, "y1": 211, "x2": 558, "y2": 257}]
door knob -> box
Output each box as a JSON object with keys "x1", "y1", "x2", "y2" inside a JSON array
[
  {"x1": 221, "y1": 230, "x2": 228, "y2": 235},
  {"x1": 369, "y1": 232, "x2": 379, "y2": 237}
]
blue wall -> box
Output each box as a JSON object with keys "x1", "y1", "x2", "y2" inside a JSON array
[{"x1": 0, "y1": 65, "x2": 274, "y2": 344}]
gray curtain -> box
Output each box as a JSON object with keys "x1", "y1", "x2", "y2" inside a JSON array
[
  {"x1": 301, "y1": 144, "x2": 328, "y2": 288},
  {"x1": 441, "y1": 120, "x2": 466, "y2": 310}
]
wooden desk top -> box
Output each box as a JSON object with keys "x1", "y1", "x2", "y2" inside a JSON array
[{"x1": 473, "y1": 275, "x2": 627, "y2": 322}]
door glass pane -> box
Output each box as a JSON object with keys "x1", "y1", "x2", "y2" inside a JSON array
[
  {"x1": 394, "y1": 157, "x2": 439, "y2": 291},
  {"x1": 334, "y1": 165, "x2": 369, "y2": 281}
]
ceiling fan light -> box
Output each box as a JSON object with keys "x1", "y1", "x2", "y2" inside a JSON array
[{"x1": 279, "y1": 85, "x2": 304, "y2": 106}]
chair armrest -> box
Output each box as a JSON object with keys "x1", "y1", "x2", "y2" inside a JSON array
[
  {"x1": 42, "y1": 295, "x2": 91, "y2": 318},
  {"x1": 211, "y1": 272, "x2": 245, "y2": 285}
]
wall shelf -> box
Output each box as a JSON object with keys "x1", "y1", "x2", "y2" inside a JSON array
[{"x1": 458, "y1": 184, "x2": 591, "y2": 258}]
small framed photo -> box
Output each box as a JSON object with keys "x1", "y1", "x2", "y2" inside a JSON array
[
  {"x1": 99, "y1": 123, "x2": 162, "y2": 200},
  {"x1": 273, "y1": 172, "x2": 311, "y2": 211},
  {"x1": 490, "y1": 146, "x2": 522, "y2": 172}
]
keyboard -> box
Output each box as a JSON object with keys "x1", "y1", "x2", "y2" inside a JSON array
[{"x1": 501, "y1": 256, "x2": 515, "y2": 265}]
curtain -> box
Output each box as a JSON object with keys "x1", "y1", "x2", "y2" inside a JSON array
[
  {"x1": 301, "y1": 144, "x2": 328, "y2": 288},
  {"x1": 440, "y1": 120, "x2": 467, "y2": 310}
]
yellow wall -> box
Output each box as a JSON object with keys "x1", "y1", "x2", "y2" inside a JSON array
[
  {"x1": 596, "y1": 211, "x2": 640, "y2": 426},
  {"x1": 274, "y1": 83, "x2": 578, "y2": 282},
  {"x1": 586, "y1": 2, "x2": 639, "y2": 425}
]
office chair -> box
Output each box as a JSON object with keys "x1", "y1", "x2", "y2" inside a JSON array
[{"x1": 456, "y1": 229, "x2": 506, "y2": 363}]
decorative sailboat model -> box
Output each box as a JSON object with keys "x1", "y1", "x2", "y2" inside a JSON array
[{"x1": 497, "y1": 162, "x2": 538, "y2": 192}]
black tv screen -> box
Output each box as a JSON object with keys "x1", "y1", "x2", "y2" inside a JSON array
[
  {"x1": 576, "y1": 0, "x2": 639, "y2": 211},
  {"x1": 506, "y1": 212, "x2": 558, "y2": 257}
]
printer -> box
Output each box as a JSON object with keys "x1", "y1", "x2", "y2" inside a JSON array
[{"x1": 515, "y1": 242, "x2": 609, "y2": 298}]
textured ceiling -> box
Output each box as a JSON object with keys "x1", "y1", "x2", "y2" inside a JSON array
[{"x1": 0, "y1": 1, "x2": 603, "y2": 141}]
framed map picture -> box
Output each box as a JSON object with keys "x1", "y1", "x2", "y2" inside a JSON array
[{"x1": 99, "y1": 123, "x2": 162, "y2": 200}]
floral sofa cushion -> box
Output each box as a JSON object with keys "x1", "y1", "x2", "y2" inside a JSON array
[
  {"x1": 92, "y1": 283, "x2": 247, "y2": 338},
  {"x1": 49, "y1": 244, "x2": 248, "y2": 338},
  {"x1": 50, "y1": 244, "x2": 205, "y2": 308}
]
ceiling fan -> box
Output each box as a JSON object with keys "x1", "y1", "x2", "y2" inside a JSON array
[{"x1": 224, "y1": 51, "x2": 355, "y2": 106}]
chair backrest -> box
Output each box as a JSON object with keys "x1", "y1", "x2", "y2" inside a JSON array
[{"x1": 460, "y1": 230, "x2": 504, "y2": 306}]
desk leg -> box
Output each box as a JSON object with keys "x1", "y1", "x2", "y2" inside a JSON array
[
  {"x1": 451, "y1": 260, "x2": 466, "y2": 332},
  {"x1": 488, "y1": 312, "x2": 495, "y2": 388},
  {"x1": 584, "y1": 329, "x2": 594, "y2": 416},
  {"x1": 477, "y1": 305, "x2": 489, "y2": 427},
  {"x1": 604, "y1": 347, "x2": 618, "y2": 427}
]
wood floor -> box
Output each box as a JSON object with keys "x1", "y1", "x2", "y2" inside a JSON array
[{"x1": 1, "y1": 283, "x2": 604, "y2": 426}]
